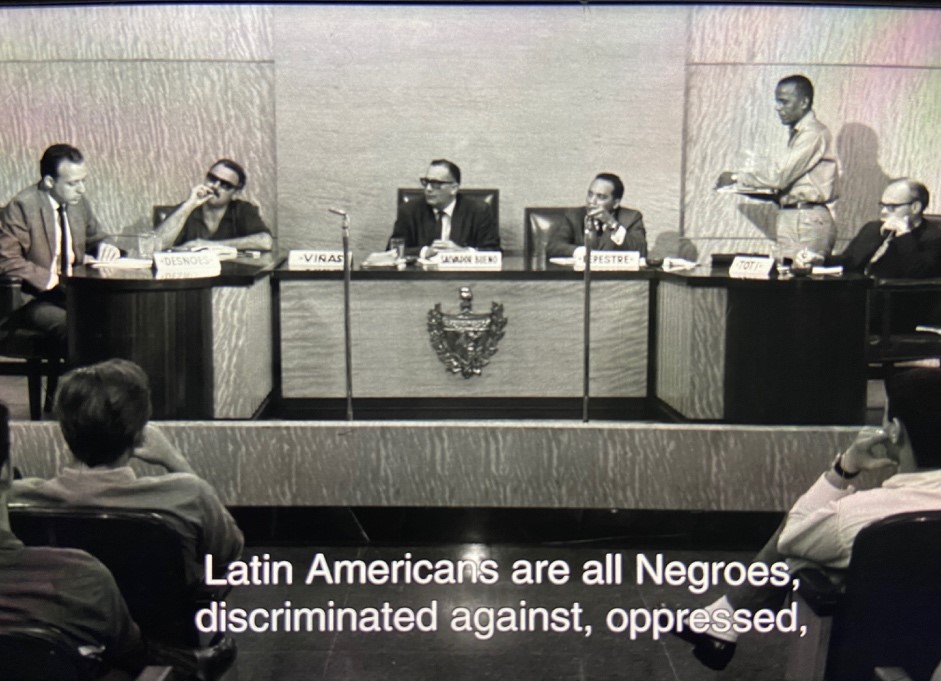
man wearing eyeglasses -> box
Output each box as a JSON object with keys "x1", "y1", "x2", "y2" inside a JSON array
[
  {"x1": 153, "y1": 159, "x2": 272, "y2": 252},
  {"x1": 388, "y1": 159, "x2": 500, "y2": 258},
  {"x1": 819, "y1": 178, "x2": 940, "y2": 278},
  {"x1": 0, "y1": 144, "x2": 120, "y2": 358}
]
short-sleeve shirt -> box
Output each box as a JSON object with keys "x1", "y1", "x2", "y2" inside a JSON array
[{"x1": 174, "y1": 199, "x2": 270, "y2": 246}]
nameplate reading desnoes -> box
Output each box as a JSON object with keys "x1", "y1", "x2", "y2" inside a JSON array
[
  {"x1": 288, "y1": 250, "x2": 349, "y2": 271},
  {"x1": 153, "y1": 251, "x2": 221, "y2": 279},
  {"x1": 574, "y1": 251, "x2": 640, "y2": 272},
  {"x1": 435, "y1": 251, "x2": 502, "y2": 271},
  {"x1": 728, "y1": 255, "x2": 774, "y2": 279}
]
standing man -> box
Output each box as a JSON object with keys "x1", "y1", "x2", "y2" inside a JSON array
[
  {"x1": 153, "y1": 158, "x2": 272, "y2": 252},
  {"x1": 717, "y1": 75, "x2": 839, "y2": 259},
  {"x1": 0, "y1": 144, "x2": 119, "y2": 355},
  {"x1": 546, "y1": 172, "x2": 647, "y2": 258},
  {"x1": 825, "y1": 179, "x2": 940, "y2": 278},
  {"x1": 388, "y1": 159, "x2": 500, "y2": 258}
]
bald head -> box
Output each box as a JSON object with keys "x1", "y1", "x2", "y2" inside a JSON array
[{"x1": 880, "y1": 178, "x2": 929, "y2": 227}]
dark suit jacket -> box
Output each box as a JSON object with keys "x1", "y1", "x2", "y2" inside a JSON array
[
  {"x1": 0, "y1": 184, "x2": 103, "y2": 291},
  {"x1": 389, "y1": 194, "x2": 500, "y2": 256},
  {"x1": 545, "y1": 206, "x2": 647, "y2": 258},
  {"x1": 828, "y1": 218, "x2": 941, "y2": 278}
]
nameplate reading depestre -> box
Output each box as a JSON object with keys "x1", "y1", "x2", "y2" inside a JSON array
[
  {"x1": 153, "y1": 251, "x2": 221, "y2": 279},
  {"x1": 574, "y1": 251, "x2": 640, "y2": 272},
  {"x1": 428, "y1": 287, "x2": 507, "y2": 379},
  {"x1": 729, "y1": 256, "x2": 774, "y2": 280},
  {"x1": 434, "y1": 251, "x2": 502, "y2": 271},
  {"x1": 288, "y1": 250, "x2": 349, "y2": 271}
]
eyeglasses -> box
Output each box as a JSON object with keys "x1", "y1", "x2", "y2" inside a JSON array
[
  {"x1": 206, "y1": 173, "x2": 238, "y2": 192},
  {"x1": 419, "y1": 178, "x2": 456, "y2": 190},
  {"x1": 879, "y1": 201, "x2": 913, "y2": 210}
]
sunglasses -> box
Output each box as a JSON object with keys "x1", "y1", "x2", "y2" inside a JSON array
[{"x1": 206, "y1": 173, "x2": 239, "y2": 192}]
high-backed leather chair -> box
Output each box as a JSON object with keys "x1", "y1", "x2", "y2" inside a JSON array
[
  {"x1": 397, "y1": 188, "x2": 500, "y2": 232},
  {"x1": 523, "y1": 206, "x2": 571, "y2": 269},
  {"x1": 0, "y1": 625, "x2": 173, "y2": 681},
  {"x1": 9, "y1": 505, "x2": 236, "y2": 680},
  {"x1": 787, "y1": 510, "x2": 941, "y2": 681}
]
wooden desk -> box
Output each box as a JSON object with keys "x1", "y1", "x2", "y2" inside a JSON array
[
  {"x1": 276, "y1": 258, "x2": 652, "y2": 417},
  {"x1": 656, "y1": 268, "x2": 871, "y2": 425},
  {"x1": 67, "y1": 256, "x2": 276, "y2": 419}
]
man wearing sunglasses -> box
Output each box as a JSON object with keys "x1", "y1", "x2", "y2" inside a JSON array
[
  {"x1": 154, "y1": 159, "x2": 272, "y2": 252},
  {"x1": 388, "y1": 159, "x2": 500, "y2": 258},
  {"x1": 817, "y1": 178, "x2": 941, "y2": 278}
]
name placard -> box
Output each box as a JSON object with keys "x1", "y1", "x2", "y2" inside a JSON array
[
  {"x1": 153, "y1": 251, "x2": 220, "y2": 279},
  {"x1": 574, "y1": 251, "x2": 641, "y2": 272},
  {"x1": 729, "y1": 255, "x2": 774, "y2": 279},
  {"x1": 288, "y1": 250, "x2": 349, "y2": 271},
  {"x1": 434, "y1": 251, "x2": 502, "y2": 271}
]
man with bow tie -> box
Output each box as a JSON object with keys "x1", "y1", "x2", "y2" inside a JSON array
[{"x1": 546, "y1": 172, "x2": 647, "y2": 259}]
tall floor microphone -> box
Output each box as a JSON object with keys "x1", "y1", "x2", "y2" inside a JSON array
[
  {"x1": 582, "y1": 214, "x2": 593, "y2": 423},
  {"x1": 329, "y1": 207, "x2": 354, "y2": 421}
]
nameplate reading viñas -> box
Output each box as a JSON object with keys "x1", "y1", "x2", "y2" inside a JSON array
[
  {"x1": 153, "y1": 251, "x2": 221, "y2": 279},
  {"x1": 288, "y1": 250, "x2": 348, "y2": 271},
  {"x1": 435, "y1": 251, "x2": 502, "y2": 271},
  {"x1": 574, "y1": 251, "x2": 640, "y2": 272},
  {"x1": 728, "y1": 256, "x2": 774, "y2": 280}
]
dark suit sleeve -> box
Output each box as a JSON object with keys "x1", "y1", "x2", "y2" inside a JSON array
[
  {"x1": 79, "y1": 198, "x2": 104, "y2": 259},
  {"x1": 618, "y1": 210, "x2": 647, "y2": 257},
  {"x1": 0, "y1": 199, "x2": 52, "y2": 290},
  {"x1": 545, "y1": 211, "x2": 580, "y2": 258},
  {"x1": 870, "y1": 227, "x2": 941, "y2": 278},
  {"x1": 468, "y1": 200, "x2": 500, "y2": 252},
  {"x1": 389, "y1": 202, "x2": 423, "y2": 257},
  {"x1": 825, "y1": 222, "x2": 880, "y2": 273}
]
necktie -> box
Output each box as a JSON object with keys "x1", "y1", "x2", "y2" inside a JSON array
[
  {"x1": 57, "y1": 204, "x2": 70, "y2": 279},
  {"x1": 865, "y1": 234, "x2": 893, "y2": 276},
  {"x1": 437, "y1": 210, "x2": 450, "y2": 242}
]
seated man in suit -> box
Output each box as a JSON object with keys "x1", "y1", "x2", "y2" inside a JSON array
[
  {"x1": 0, "y1": 144, "x2": 120, "y2": 356},
  {"x1": 13, "y1": 358, "x2": 244, "y2": 590},
  {"x1": 153, "y1": 158, "x2": 273, "y2": 252},
  {"x1": 0, "y1": 401, "x2": 149, "y2": 675},
  {"x1": 819, "y1": 178, "x2": 941, "y2": 278},
  {"x1": 673, "y1": 367, "x2": 941, "y2": 671},
  {"x1": 388, "y1": 159, "x2": 500, "y2": 258},
  {"x1": 545, "y1": 173, "x2": 647, "y2": 259}
]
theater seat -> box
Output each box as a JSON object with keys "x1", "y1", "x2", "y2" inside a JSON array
[
  {"x1": 524, "y1": 206, "x2": 570, "y2": 269},
  {"x1": 786, "y1": 510, "x2": 941, "y2": 681},
  {"x1": 9, "y1": 505, "x2": 236, "y2": 681},
  {"x1": 0, "y1": 625, "x2": 173, "y2": 681}
]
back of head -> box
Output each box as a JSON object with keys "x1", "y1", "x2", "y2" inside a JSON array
[
  {"x1": 778, "y1": 74, "x2": 815, "y2": 108},
  {"x1": 886, "y1": 368, "x2": 941, "y2": 468},
  {"x1": 39, "y1": 144, "x2": 83, "y2": 180},
  {"x1": 55, "y1": 359, "x2": 152, "y2": 467}
]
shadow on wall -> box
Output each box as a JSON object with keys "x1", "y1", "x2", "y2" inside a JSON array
[
  {"x1": 650, "y1": 231, "x2": 699, "y2": 262},
  {"x1": 837, "y1": 122, "x2": 889, "y2": 242},
  {"x1": 737, "y1": 201, "x2": 778, "y2": 241}
]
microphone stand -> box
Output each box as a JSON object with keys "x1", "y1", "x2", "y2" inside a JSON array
[
  {"x1": 582, "y1": 217, "x2": 593, "y2": 423},
  {"x1": 330, "y1": 208, "x2": 354, "y2": 421}
]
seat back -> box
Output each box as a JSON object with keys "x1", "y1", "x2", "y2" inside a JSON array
[
  {"x1": 9, "y1": 505, "x2": 200, "y2": 647},
  {"x1": 0, "y1": 625, "x2": 103, "y2": 681},
  {"x1": 153, "y1": 205, "x2": 176, "y2": 227},
  {"x1": 827, "y1": 510, "x2": 941, "y2": 681},
  {"x1": 397, "y1": 188, "x2": 500, "y2": 232},
  {"x1": 524, "y1": 207, "x2": 571, "y2": 269}
]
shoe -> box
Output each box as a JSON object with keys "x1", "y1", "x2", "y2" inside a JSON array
[{"x1": 671, "y1": 626, "x2": 736, "y2": 671}]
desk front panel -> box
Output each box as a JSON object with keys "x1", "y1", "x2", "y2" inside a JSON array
[{"x1": 280, "y1": 278, "x2": 649, "y2": 398}]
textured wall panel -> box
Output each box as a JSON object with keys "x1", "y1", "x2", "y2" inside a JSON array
[
  {"x1": 212, "y1": 278, "x2": 273, "y2": 418},
  {"x1": 11, "y1": 421, "x2": 878, "y2": 512},
  {"x1": 0, "y1": 61, "x2": 276, "y2": 243},
  {"x1": 656, "y1": 281, "x2": 725, "y2": 419},
  {"x1": 0, "y1": 5, "x2": 273, "y2": 62},
  {"x1": 281, "y1": 279, "x2": 648, "y2": 399},
  {"x1": 274, "y1": 5, "x2": 687, "y2": 256},
  {"x1": 684, "y1": 64, "x2": 941, "y2": 257},
  {"x1": 690, "y1": 6, "x2": 941, "y2": 68}
]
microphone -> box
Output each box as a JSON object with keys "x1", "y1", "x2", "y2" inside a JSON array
[{"x1": 328, "y1": 207, "x2": 348, "y2": 217}]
